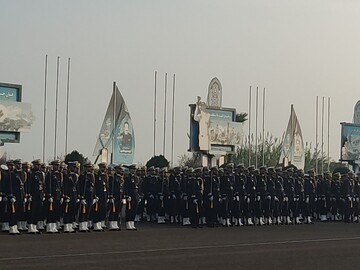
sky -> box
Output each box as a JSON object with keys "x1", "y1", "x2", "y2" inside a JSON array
[{"x1": 1, "y1": 0, "x2": 360, "y2": 165}]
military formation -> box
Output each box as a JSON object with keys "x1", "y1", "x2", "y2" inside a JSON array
[{"x1": 0, "y1": 159, "x2": 359, "y2": 235}]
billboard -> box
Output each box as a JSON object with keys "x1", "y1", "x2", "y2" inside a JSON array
[
  {"x1": 0, "y1": 83, "x2": 23, "y2": 143},
  {"x1": 340, "y1": 122, "x2": 360, "y2": 162},
  {"x1": 189, "y1": 103, "x2": 243, "y2": 154}
]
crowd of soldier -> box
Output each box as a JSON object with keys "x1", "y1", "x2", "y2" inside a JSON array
[{"x1": 0, "y1": 159, "x2": 358, "y2": 235}]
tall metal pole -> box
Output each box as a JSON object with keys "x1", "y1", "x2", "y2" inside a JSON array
[
  {"x1": 321, "y1": 96, "x2": 325, "y2": 175},
  {"x1": 262, "y1": 87, "x2": 266, "y2": 166},
  {"x1": 171, "y1": 74, "x2": 176, "y2": 167},
  {"x1": 54, "y1": 56, "x2": 60, "y2": 160},
  {"x1": 112, "y1": 81, "x2": 116, "y2": 164},
  {"x1": 248, "y1": 86, "x2": 252, "y2": 167},
  {"x1": 42, "y1": 54, "x2": 48, "y2": 162},
  {"x1": 65, "y1": 57, "x2": 71, "y2": 156},
  {"x1": 327, "y1": 97, "x2": 331, "y2": 171},
  {"x1": 153, "y1": 71, "x2": 157, "y2": 157},
  {"x1": 315, "y1": 96, "x2": 318, "y2": 174},
  {"x1": 255, "y1": 86, "x2": 259, "y2": 168},
  {"x1": 163, "y1": 73, "x2": 167, "y2": 157}
]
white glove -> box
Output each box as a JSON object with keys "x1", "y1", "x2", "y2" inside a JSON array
[
  {"x1": 183, "y1": 196, "x2": 188, "y2": 201},
  {"x1": 65, "y1": 198, "x2": 70, "y2": 203},
  {"x1": 172, "y1": 194, "x2": 177, "y2": 199},
  {"x1": 60, "y1": 198, "x2": 64, "y2": 205},
  {"x1": 122, "y1": 198, "x2": 127, "y2": 205},
  {"x1": 159, "y1": 195, "x2": 164, "y2": 201},
  {"x1": 127, "y1": 196, "x2": 132, "y2": 202},
  {"x1": 28, "y1": 196, "x2": 32, "y2": 202},
  {"x1": 48, "y1": 197, "x2": 53, "y2": 203},
  {"x1": 257, "y1": 196, "x2": 261, "y2": 201},
  {"x1": 209, "y1": 196, "x2": 214, "y2": 201},
  {"x1": 305, "y1": 197, "x2": 310, "y2": 204},
  {"x1": 24, "y1": 198, "x2": 27, "y2": 203},
  {"x1": 236, "y1": 196, "x2": 240, "y2": 202},
  {"x1": 356, "y1": 198, "x2": 359, "y2": 203},
  {"x1": 149, "y1": 195, "x2": 154, "y2": 199},
  {"x1": 267, "y1": 195, "x2": 271, "y2": 200},
  {"x1": 274, "y1": 196, "x2": 279, "y2": 202},
  {"x1": 0, "y1": 196, "x2": 2, "y2": 203},
  {"x1": 10, "y1": 197, "x2": 16, "y2": 203},
  {"x1": 76, "y1": 198, "x2": 80, "y2": 204},
  {"x1": 81, "y1": 199, "x2": 87, "y2": 205},
  {"x1": 247, "y1": 197, "x2": 250, "y2": 203},
  {"x1": 193, "y1": 199, "x2": 198, "y2": 204}
]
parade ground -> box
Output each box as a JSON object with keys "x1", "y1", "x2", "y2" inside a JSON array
[{"x1": 1, "y1": 222, "x2": 360, "y2": 270}]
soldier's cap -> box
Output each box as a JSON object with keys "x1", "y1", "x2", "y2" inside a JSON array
[
  {"x1": 98, "y1": 162, "x2": 107, "y2": 167},
  {"x1": 84, "y1": 161, "x2": 93, "y2": 167},
  {"x1": 248, "y1": 165, "x2": 255, "y2": 170},
  {"x1": 268, "y1": 167, "x2": 275, "y2": 172},
  {"x1": 148, "y1": 166, "x2": 155, "y2": 171},
  {"x1": 194, "y1": 167, "x2": 203, "y2": 173},
  {"x1": 67, "y1": 161, "x2": 77, "y2": 167},
  {"x1": 333, "y1": 172, "x2": 341, "y2": 178},
  {"x1": 41, "y1": 163, "x2": 47, "y2": 168},
  {"x1": 259, "y1": 166, "x2": 267, "y2": 170},
  {"x1": 22, "y1": 161, "x2": 31, "y2": 167},
  {"x1": 51, "y1": 160, "x2": 61, "y2": 165},
  {"x1": 1, "y1": 164, "x2": 8, "y2": 171},
  {"x1": 286, "y1": 168, "x2": 294, "y2": 173},
  {"x1": 160, "y1": 167, "x2": 168, "y2": 173},
  {"x1": 218, "y1": 168, "x2": 224, "y2": 173},
  {"x1": 275, "y1": 167, "x2": 282, "y2": 172},
  {"x1": 186, "y1": 168, "x2": 194, "y2": 173},
  {"x1": 307, "y1": 169, "x2": 315, "y2": 174},
  {"x1": 226, "y1": 163, "x2": 234, "y2": 168},
  {"x1": 32, "y1": 159, "x2": 42, "y2": 165},
  {"x1": 324, "y1": 171, "x2": 331, "y2": 176},
  {"x1": 114, "y1": 164, "x2": 125, "y2": 170},
  {"x1": 6, "y1": 160, "x2": 14, "y2": 165},
  {"x1": 14, "y1": 159, "x2": 22, "y2": 164},
  {"x1": 173, "y1": 166, "x2": 181, "y2": 172},
  {"x1": 254, "y1": 169, "x2": 260, "y2": 173},
  {"x1": 128, "y1": 164, "x2": 137, "y2": 170},
  {"x1": 236, "y1": 163, "x2": 245, "y2": 169},
  {"x1": 304, "y1": 174, "x2": 310, "y2": 178},
  {"x1": 210, "y1": 166, "x2": 218, "y2": 171}
]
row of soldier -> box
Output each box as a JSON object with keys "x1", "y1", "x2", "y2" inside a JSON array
[{"x1": 0, "y1": 160, "x2": 359, "y2": 234}]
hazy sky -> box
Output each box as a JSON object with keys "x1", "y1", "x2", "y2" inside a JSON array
[{"x1": 1, "y1": 0, "x2": 359, "y2": 165}]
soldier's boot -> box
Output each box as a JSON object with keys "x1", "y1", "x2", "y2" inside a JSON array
[
  {"x1": 225, "y1": 218, "x2": 231, "y2": 227},
  {"x1": 37, "y1": 221, "x2": 45, "y2": 230},
  {"x1": 109, "y1": 221, "x2": 120, "y2": 231},
  {"x1": 63, "y1": 223, "x2": 70, "y2": 233},
  {"x1": 93, "y1": 222, "x2": 103, "y2": 231},
  {"x1": 78, "y1": 222, "x2": 87, "y2": 232},
  {"x1": 130, "y1": 221, "x2": 137, "y2": 230},
  {"x1": 56, "y1": 221, "x2": 62, "y2": 230},
  {"x1": 28, "y1": 224, "x2": 38, "y2": 234},
  {"x1": 146, "y1": 215, "x2": 151, "y2": 222},
  {"x1": 238, "y1": 218, "x2": 244, "y2": 226},
  {"x1": 46, "y1": 223, "x2": 52, "y2": 233},
  {"x1": 87, "y1": 220, "x2": 93, "y2": 229},
  {"x1": 247, "y1": 218, "x2": 254, "y2": 226},
  {"x1": 320, "y1": 215, "x2": 327, "y2": 222},
  {"x1": 268, "y1": 217, "x2": 272, "y2": 225},
  {"x1": 72, "y1": 222, "x2": 79, "y2": 229},
  {"x1": 157, "y1": 216, "x2": 165, "y2": 224},
  {"x1": 3, "y1": 222, "x2": 11, "y2": 232},
  {"x1": 9, "y1": 225, "x2": 18, "y2": 235},
  {"x1": 234, "y1": 218, "x2": 239, "y2": 226},
  {"x1": 307, "y1": 216, "x2": 314, "y2": 224},
  {"x1": 126, "y1": 221, "x2": 132, "y2": 230},
  {"x1": 276, "y1": 217, "x2": 282, "y2": 225},
  {"x1": 182, "y1": 217, "x2": 191, "y2": 226},
  {"x1": 202, "y1": 217, "x2": 207, "y2": 225},
  {"x1": 295, "y1": 217, "x2": 302, "y2": 224},
  {"x1": 134, "y1": 215, "x2": 141, "y2": 222},
  {"x1": 22, "y1": 221, "x2": 28, "y2": 230},
  {"x1": 286, "y1": 216, "x2": 292, "y2": 225},
  {"x1": 259, "y1": 217, "x2": 265, "y2": 226},
  {"x1": 170, "y1": 216, "x2": 175, "y2": 223},
  {"x1": 101, "y1": 220, "x2": 107, "y2": 228}
]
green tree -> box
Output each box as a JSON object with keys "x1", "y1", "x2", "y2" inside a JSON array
[
  {"x1": 64, "y1": 150, "x2": 88, "y2": 172},
  {"x1": 178, "y1": 152, "x2": 202, "y2": 168},
  {"x1": 146, "y1": 155, "x2": 169, "y2": 169}
]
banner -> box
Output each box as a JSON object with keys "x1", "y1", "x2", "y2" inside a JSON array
[
  {"x1": 340, "y1": 122, "x2": 360, "y2": 161},
  {"x1": 208, "y1": 119, "x2": 244, "y2": 146},
  {"x1": 0, "y1": 101, "x2": 33, "y2": 132},
  {"x1": 93, "y1": 86, "x2": 135, "y2": 165},
  {"x1": 279, "y1": 105, "x2": 305, "y2": 169}
]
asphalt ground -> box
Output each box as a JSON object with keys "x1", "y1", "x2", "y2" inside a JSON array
[{"x1": 1, "y1": 222, "x2": 360, "y2": 270}]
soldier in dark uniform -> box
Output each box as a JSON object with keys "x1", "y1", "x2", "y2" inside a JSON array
[
  {"x1": 92, "y1": 162, "x2": 108, "y2": 231},
  {"x1": 26, "y1": 160, "x2": 45, "y2": 233},
  {"x1": 304, "y1": 174, "x2": 315, "y2": 224},
  {"x1": 22, "y1": 162, "x2": 32, "y2": 230},
  {"x1": 255, "y1": 167, "x2": 267, "y2": 226},
  {"x1": 168, "y1": 167, "x2": 181, "y2": 223},
  {"x1": 219, "y1": 163, "x2": 234, "y2": 227},
  {"x1": 232, "y1": 165, "x2": 246, "y2": 226},
  {"x1": 156, "y1": 168, "x2": 168, "y2": 224},
  {"x1": 0, "y1": 164, "x2": 9, "y2": 232},
  {"x1": 244, "y1": 166, "x2": 256, "y2": 225},
  {"x1": 282, "y1": 169, "x2": 295, "y2": 224},
  {"x1": 318, "y1": 172, "x2": 331, "y2": 222},
  {"x1": 189, "y1": 167, "x2": 203, "y2": 228},
  {"x1": 143, "y1": 166, "x2": 157, "y2": 222},
  {"x1": 274, "y1": 167, "x2": 284, "y2": 224},
  {"x1": 108, "y1": 165, "x2": 124, "y2": 230},
  {"x1": 124, "y1": 164, "x2": 139, "y2": 230},
  {"x1": 44, "y1": 160, "x2": 62, "y2": 233},
  {"x1": 181, "y1": 168, "x2": 192, "y2": 226},
  {"x1": 203, "y1": 166, "x2": 220, "y2": 227},
  {"x1": 353, "y1": 172, "x2": 360, "y2": 222},
  {"x1": 135, "y1": 167, "x2": 146, "y2": 222},
  {"x1": 341, "y1": 173, "x2": 353, "y2": 223},
  {"x1": 62, "y1": 161, "x2": 78, "y2": 233},
  {"x1": 77, "y1": 163, "x2": 95, "y2": 232},
  {"x1": 293, "y1": 170, "x2": 304, "y2": 224},
  {"x1": 14, "y1": 159, "x2": 27, "y2": 231},
  {"x1": 330, "y1": 172, "x2": 341, "y2": 221},
  {"x1": 3, "y1": 160, "x2": 22, "y2": 234},
  {"x1": 265, "y1": 167, "x2": 276, "y2": 225}
]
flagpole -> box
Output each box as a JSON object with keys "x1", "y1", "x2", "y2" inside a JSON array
[
  {"x1": 315, "y1": 96, "x2": 318, "y2": 174},
  {"x1": 163, "y1": 73, "x2": 167, "y2": 157},
  {"x1": 262, "y1": 87, "x2": 266, "y2": 166},
  {"x1": 65, "y1": 57, "x2": 70, "y2": 156},
  {"x1": 171, "y1": 74, "x2": 176, "y2": 167},
  {"x1": 42, "y1": 54, "x2": 48, "y2": 162},
  {"x1": 54, "y1": 56, "x2": 60, "y2": 160},
  {"x1": 248, "y1": 86, "x2": 252, "y2": 167},
  {"x1": 321, "y1": 96, "x2": 325, "y2": 175},
  {"x1": 255, "y1": 86, "x2": 259, "y2": 168},
  {"x1": 112, "y1": 81, "x2": 116, "y2": 164},
  {"x1": 153, "y1": 71, "x2": 157, "y2": 157},
  {"x1": 327, "y1": 97, "x2": 331, "y2": 171}
]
